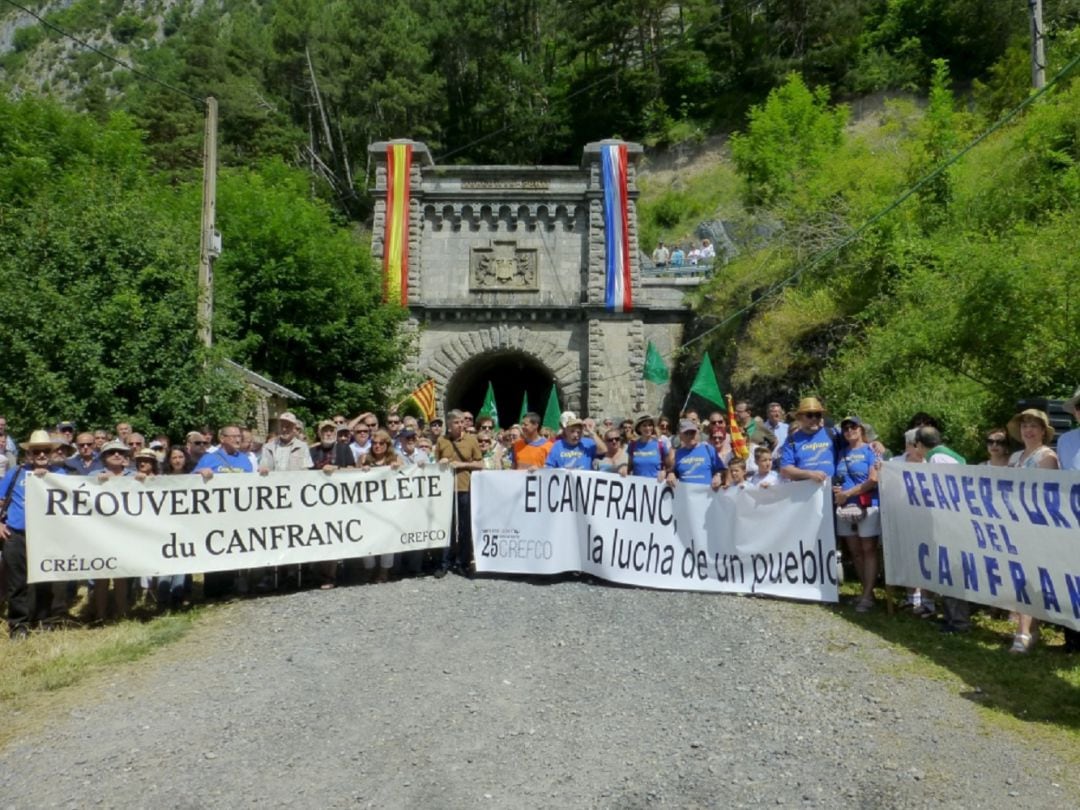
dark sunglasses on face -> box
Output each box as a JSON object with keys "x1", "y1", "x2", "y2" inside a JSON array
[
  {"x1": 987, "y1": 438, "x2": 1008, "y2": 446},
  {"x1": 76, "y1": 442, "x2": 94, "y2": 448}
]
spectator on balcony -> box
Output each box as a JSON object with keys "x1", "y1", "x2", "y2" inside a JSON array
[
  {"x1": 651, "y1": 241, "x2": 669, "y2": 267},
  {"x1": 670, "y1": 245, "x2": 685, "y2": 267},
  {"x1": 700, "y1": 238, "x2": 716, "y2": 262}
]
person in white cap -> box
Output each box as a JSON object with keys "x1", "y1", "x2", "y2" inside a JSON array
[
  {"x1": 0, "y1": 431, "x2": 68, "y2": 639},
  {"x1": 259, "y1": 412, "x2": 310, "y2": 473}
]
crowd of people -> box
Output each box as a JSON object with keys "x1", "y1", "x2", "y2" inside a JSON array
[
  {"x1": 650, "y1": 238, "x2": 716, "y2": 269},
  {"x1": 1, "y1": 385, "x2": 1078, "y2": 652}
]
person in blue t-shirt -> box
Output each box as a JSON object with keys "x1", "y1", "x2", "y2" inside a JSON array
[
  {"x1": 546, "y1": 417, "x2": 605, "y2": 470},
  {"x1": 0, "y1": 430, "x2": 68, "y2": 639},
  {"x1": 833, "y1": 416, "x2": 882, "y2": 613},
  {"x1": 195, "y1": 425, "x2": 255, "y2": 478},
  {"x1": 780, "y1": 397, "x2": 838, "y2": 483},
  {"x1": 667, "y1": 420, "x2": 725, "y2": 490},
  {"x1": 626, "y1": 413, "x2": 670, "y2": 480}
]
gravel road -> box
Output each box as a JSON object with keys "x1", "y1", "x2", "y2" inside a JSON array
[{"x1": 1, "y1": 575, "x2": 1076, "y2": 808}]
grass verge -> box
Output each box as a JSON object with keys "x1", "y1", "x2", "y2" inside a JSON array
[
  {"x1": 0, "y1": 607, "x2": 201, "y2": 751},
  {"x1": 833, "y1": 582, "x2": 1080, "y2": 749}
]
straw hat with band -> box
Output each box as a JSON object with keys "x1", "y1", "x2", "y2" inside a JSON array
[
  {"x1": 794, "y1": 397, "x2": 826, "y2": 416},
  {"x1": 1007, "y1": 409, "x2": 1055, "y2": 444},
  {"x1": 19, "y1": 430, "x2": 61, "y2": 451}
]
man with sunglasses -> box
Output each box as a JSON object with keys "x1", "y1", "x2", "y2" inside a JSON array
[
  {"x1": 185, "y1": 430, "x2": 209, "y2": 464},
  {"x1": 64, "y1": 432, "x2": 104, "y2": 475},
  {"x1": 1, "y1": 430, "x2": 68, "y2": 639},
  {"x1": 780, "y1": 397, "x2": 837, "y2": 483}
]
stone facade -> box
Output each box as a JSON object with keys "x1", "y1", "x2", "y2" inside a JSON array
[{"x1": 369, "y1": 139, "x2": 698, "y2": 419}]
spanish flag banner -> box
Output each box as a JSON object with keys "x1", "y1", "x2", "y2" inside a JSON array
[
  {"x1": 409, "y1": 379, "x2": 437, "y2": 423},
  {"x1": 383, "y1": 143, "x2": 412, "y2": 305}
]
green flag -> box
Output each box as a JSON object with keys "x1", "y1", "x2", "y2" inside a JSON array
[
  {"x1": 643, "y1": 341, "x2": 669, "y2": 384},
  {"x1": 479, "y1": 381, "x2": 499, "y2": 428},
  {"x1": 542, "y1": 385, "x2": 561, "y2": 431},
  {"x1": 689, "y1": 351, "x2": 724, "y2": 408},
  {"x1": 519, "y1": 391, "x2": 529, "y2": 423}
]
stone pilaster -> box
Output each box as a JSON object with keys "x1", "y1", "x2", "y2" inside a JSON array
[{"x1": 586, "y1": 318, "x2": 607, "y2": 416}]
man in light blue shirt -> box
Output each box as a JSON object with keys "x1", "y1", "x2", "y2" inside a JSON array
[{"x1": 1058, "y1": 386, "x2": 1080, "y2": 472}]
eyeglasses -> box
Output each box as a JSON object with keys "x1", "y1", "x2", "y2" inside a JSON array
[
  {"x1": 987, "y1": 438, "x2": 1008, "y2": 446},
  {"x1": 605, "y1": 436, "x2": 620, "y2": 443},
  {"x1": 221, "y1": 433, "x2": 241, "y2": 439},
  {"x1": 372, "y1": 440, "x2": 388, "y2": 447},
  {"x1": 387, "y1": 419, "x2": 401, "y2": 425},
  {"x1": 191, "y1": 441, "x2": 208, "y2": 446},
  {"x1": 802, "y1": 412, "x2": 823, "y2": 419},
  {"x1": 365, "y1": 422, "x2": 377, "y2": 428},
  {"x1": 76, "y1": 442, "x2": 94, "y2": 448},
  {"x1": 354, "y1": 429, "x2": 370, "y2": 435},
  {"x1": 105, "y1": 450, "x2": 126, "y2": 456},
  {"x1": 29, "y1": 449, "x2": 51, "y2": 456},
  {"x1": 709, "y1": 419, "x2": 724, "y2": 425}
]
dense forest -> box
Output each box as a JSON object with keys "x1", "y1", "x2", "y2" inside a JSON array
[{"x1": 1, "y1": 0, "x2": 1079, "y2": 451}]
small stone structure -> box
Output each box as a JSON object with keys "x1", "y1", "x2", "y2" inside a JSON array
[{"x1": 368, "y1": 139, "x2": 700, "y2": 419}]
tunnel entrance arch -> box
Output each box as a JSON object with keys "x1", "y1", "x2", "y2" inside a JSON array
[
  {"x1": 445, "y1": 351, "x2": 555, "y2": 424},
  {"x1": 424, "y1": 326, "x2": 582, "y2": 421}
]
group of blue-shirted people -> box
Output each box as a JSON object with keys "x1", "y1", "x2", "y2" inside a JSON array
[{"x1": 2, "y1": 385, "x2": 1079, "y2": 652}]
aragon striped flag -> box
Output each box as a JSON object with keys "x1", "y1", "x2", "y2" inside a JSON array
[
  {"x1": 726, "y1": 394, "x2": 749, "y2": 461},
  {"x1": 383, "y1": 142, "x2": 412, "y2": 305},
  {"x1": 409, "y1": 379, "x2": 437, "y2": 423}
]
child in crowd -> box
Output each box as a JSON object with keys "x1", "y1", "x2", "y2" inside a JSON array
[
  {"x1": 748, "y1": 447, "x2": 778, "y2": 488},
  {"x1": 727, "y1": 458, "x2": 747, "y2": 489}
]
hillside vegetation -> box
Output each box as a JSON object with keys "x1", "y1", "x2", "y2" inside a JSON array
[
  {"x1": 640, "y1": 65, "x2": 1080, "y2": 458},
  {"x1": 1, "y1": 1, "x2": 1079, "y2": 442}
]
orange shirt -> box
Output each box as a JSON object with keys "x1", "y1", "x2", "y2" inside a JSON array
[{"x1": 513, "y1": 437, "x2": 554, "y2": 469}]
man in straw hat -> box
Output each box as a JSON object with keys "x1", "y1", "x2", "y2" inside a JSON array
[
  {"x1": 780, "y1": 397, "x2": 837, "y2": 483},
  {"x1": 0, "y1": 430, "x2": 68, "y2": 639}
]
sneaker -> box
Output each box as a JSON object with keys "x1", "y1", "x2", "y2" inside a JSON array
[
  {"x1": 432, "y1": 567, "x2": 448, "y2": 579},
  {"x1": 1009, "y1": 633, "x2": 1034, "y2": 653},
  {"x1": 9, "y1": 624, "x2": 29, "y2": 641}
]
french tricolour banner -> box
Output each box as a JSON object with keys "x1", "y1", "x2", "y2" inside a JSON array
[
  {"x1": 383, "y1": 142, "x2": 412, "y2": 306},
  {"x1": 472, "y1": 469, "x2": 838, "y2": 601},
  {"x1": 26, "y1": 467, "x2": 453, "y2": 582},
  {"x1": 601, "y1": 143, "x2": 632, "y2": 313},
  {"x1": 880, "y1": 462, "x2": 1080, "y2": 630}
]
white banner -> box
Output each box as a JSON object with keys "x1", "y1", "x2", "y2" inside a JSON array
[
  {"x1": 880, "y1": 462, "x2": 1080, "y2": 630},
  {"x1": 471, "y1": 469, "x2": 838, "y2": 601},
  {"x1": 26, "y1": 467, "x2": 454, "y2": 583}
]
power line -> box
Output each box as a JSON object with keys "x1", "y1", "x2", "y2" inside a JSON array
[
  {"x1": 1, "y1": 0, "x2": 204, "y2": 106},
  {"x1": 591, "y1": 48, "x2": 1080, "y2": 390}
]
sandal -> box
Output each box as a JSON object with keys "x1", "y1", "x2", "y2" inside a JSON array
[
  {"x1": 1009, "y1": 633, "x2": 1033, "y2": 654},
  {"x1": 855, "y1": 596, "x2": 874, "y2": 613}
]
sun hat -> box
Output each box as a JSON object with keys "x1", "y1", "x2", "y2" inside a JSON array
[
  {"x1": 559, "y1": 411, "x2": 577, "y2": 429},
  {"x1": 100, "y1": 439, "x2": 132, "y2": 456},
  {"x1": 679, "y1": 419, "x2": 699, "y2": 434},
  {"x1": 795, "y1": 397, "x2": 826, "y2": 416},
  {"x1": 19, "y1": 430, "x2": 61, "y2": 451},
  {"x1": 634, "y1": 413, "x2": 655, "y2": 430},
  {"x1": 562, "y1": 415, "x2": 584, "y2": 430},
  {"x1": 1007, "y1": 409, "x2": 1055, "y2": 443},
  {"x1": 278, "y1": 412, "x2": 299, "y2": 426},
  {"x1": 840, "y1": 416, "x2": 862, "y2": 428},
  {"x1": 133, "y1": 448, "x2": 158, "y2": 462}
]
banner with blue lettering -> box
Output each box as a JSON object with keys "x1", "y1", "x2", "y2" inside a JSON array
[
  {"x1": 26, "y1": 467, "x2": 454, "y2": 582},
  {"x1": 471, "y1": 469, "x2": 838, "y2": 601},
  {"x1": 879, "y1": 463, "x2": 1080, "y2": 630}
]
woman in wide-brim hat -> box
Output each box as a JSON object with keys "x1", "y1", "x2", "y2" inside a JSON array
[
  {"x1": 1006, "y1": 409, "x2": 1057, "y2": 469},
  {"x1": 1006, "y1": 408, "x2": 1059, "y2": 654}
]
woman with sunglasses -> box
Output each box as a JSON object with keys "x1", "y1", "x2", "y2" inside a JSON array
[
  {"x1": 360, "y1": 430, "x2": 401, "y2": 582},
  {"x1": 594, "y1": 430, "x2": 628, "y2": 474},
  {"x1": 982, "y1": 429, "x2": 1011, "y2": 467},
  {"x1": 833, "y1": 417, "x2": 881, "y2": 613}
]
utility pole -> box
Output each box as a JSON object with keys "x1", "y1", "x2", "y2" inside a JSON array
[
  {"x1": 1029, "y1": 0, "x2": 1046, "y2": 89},
  {"x1": 197, "y1": 96, "x2": 219, "y2": 349}
]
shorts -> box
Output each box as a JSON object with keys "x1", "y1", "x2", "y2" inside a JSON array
[{"x1": 836, "y1": 505, "x2": 881, "y2": 538}]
